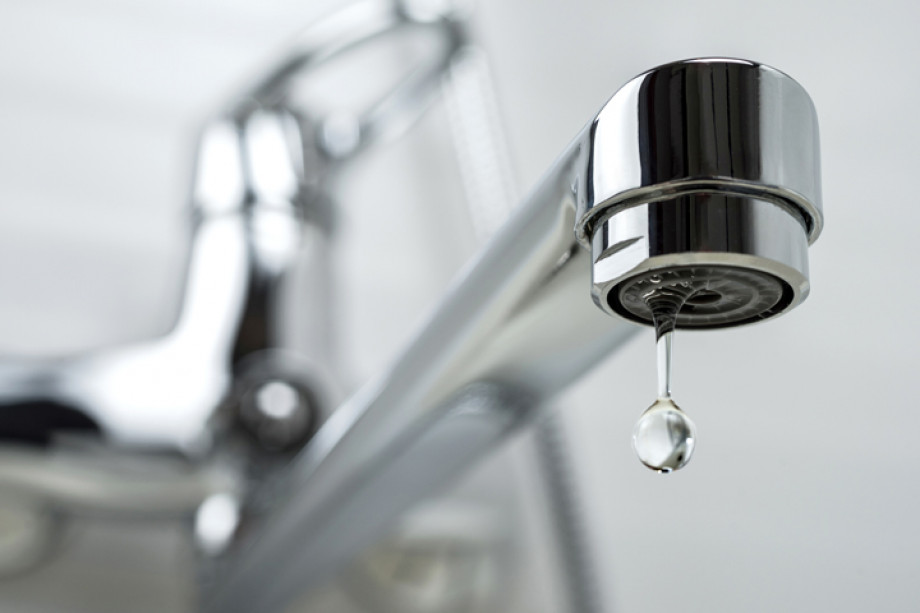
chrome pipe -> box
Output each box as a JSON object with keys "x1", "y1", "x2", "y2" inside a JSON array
[
  {"x1": 206, "y1": 57, "x2": 822, "y2": 612},
  {"x1": 206, "y1": 134, "x2": 635, "y2": 613}
]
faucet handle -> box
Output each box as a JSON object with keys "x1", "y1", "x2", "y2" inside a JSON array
[{"x1": 228, "y1": 0, "x2": 468, "y2": 162}]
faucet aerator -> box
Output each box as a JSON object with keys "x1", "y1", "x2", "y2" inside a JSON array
[{"x1": 576, "y1": 58, "x2": 823, "y2": 329}]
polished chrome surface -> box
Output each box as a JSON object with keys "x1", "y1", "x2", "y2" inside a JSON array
[
  {"x1": 0, "y1": 0, "x2": 463, "y2": 457},
  {"x1": 575, "y1": 59, "x2": 821, "y2": 327},
  {"x1": 206, "y1": 57, "x2": 822, "y2": 613},
  {"x1": 444, "y1": 48, "x2": 603, "y2": 613},
  {"x1": 0, "y1": 106, "x2": 334, "y2": 453},
  {"x1": 575, "y1": 58, "x2": 823, "y2": 245},
  {"x1": 0, "y1": 0, "x2": 483, "y2": 591},
  {"x1": 204, "y1": 112, "x2": 636, "y2": 612},
  {"x1": 0, "y1": 4, "x2": 825, "y2": 610}
]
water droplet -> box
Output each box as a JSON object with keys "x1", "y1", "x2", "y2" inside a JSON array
[
  {"x1": 633, "y1": 286, "x2": 699, "y2": 473},
  {"x1": 632, "y1": 398, "x2": 697, "y2": 473}
]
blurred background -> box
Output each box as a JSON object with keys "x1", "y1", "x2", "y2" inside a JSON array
[{"x1": 0, "y1": 0, "x2": 916, "y2": 611}]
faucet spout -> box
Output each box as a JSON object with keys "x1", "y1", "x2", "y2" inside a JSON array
[
  {"x1": 206, "y1": 57, "x2": 822, "y2": 612},
  {"x1": 581, "y1": 58, "x2": 823, "y2": 328},
  {"x1": 206, "y1": 121, "x2": 633, "y2": 612}
]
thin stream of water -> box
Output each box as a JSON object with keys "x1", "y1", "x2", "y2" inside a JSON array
[
  {"x1": 631, "y1": 289, "x2": 698, "y2": 473},
  {"x1": 656, "y1": 330, "x2": 672, "y2": 400}
]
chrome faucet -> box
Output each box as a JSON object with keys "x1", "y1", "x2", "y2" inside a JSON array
[
  {"x1": 204, "y1": 50, "x2": 822, "y2": 611},
  {"x1": 0, "y1": 0, "x2": 822, "y2": 610}
]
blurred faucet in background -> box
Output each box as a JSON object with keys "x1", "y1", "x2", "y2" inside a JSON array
[{"x1": 0, "y1": 0, "x2": 822, "y2": 611}]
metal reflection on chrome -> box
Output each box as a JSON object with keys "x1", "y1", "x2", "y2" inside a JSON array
[
  {"x1": 207, "y1": 57, "x2": 824, "y2": 613},
  {"x1": 576, "y1": 59, "x2": 821, "y2": 329},
  {"x1": 0, "y1": 5, "x2": 825, "y2": 611}
]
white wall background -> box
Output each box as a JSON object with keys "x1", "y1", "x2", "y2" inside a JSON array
[{"x1": 0, "y1": 0, "x2": 917, "y2": 611}]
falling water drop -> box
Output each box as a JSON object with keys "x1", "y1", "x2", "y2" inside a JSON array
[
  {"x1": 632, "y1": 288, "x2": 698, "y2": 473},
  {"x1": 632, "y1": 396, "x2": 696, "y2": 473}
]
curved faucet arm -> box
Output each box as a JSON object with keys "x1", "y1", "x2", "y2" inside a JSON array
[
  {"x1": 205, "y1": 123, "x2": 640, "y2": 613},
  {"x1": 205, "y1": 57, "x2": 824, "y2": 612}
]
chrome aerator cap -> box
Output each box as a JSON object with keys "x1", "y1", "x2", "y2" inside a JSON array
[{"x1": 576, "y1": 58, "x2": 823, "y2": 329}]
